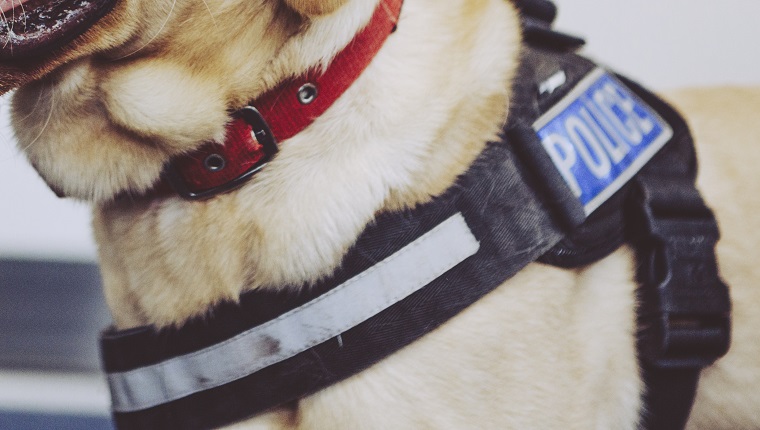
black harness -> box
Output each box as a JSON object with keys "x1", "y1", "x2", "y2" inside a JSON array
[{"x1": 100, "y1": 2, "x2": 731, "y2": 428}]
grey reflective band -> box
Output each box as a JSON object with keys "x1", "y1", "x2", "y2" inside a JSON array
[{"x1": 107, "y1": 213, "x2": 480, "y2": 412}]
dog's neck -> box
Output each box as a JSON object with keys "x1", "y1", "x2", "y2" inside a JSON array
[
  {"x1": 160, "y1": 0, "x2": 403, "y2": 201},
  {"x1": 19, "y1": 0, "x2": 522, "y2": 329}
]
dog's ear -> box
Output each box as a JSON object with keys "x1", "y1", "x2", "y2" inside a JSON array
[{"x1": 283, "y1": 0, "x2": 350, "y2": 16}]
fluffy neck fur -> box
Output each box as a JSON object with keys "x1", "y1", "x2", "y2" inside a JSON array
[{"x1": 12, "y1": 0, "x2": 520, "y2": 329}]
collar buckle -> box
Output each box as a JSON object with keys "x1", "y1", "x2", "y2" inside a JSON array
[{"x1": 167, "y1": 106, "x2": 278, "y2": 200}]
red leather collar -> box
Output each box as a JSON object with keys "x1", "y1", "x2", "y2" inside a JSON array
[{"x1": 162, "y1": 0, "x2": 403, "y2": 200}]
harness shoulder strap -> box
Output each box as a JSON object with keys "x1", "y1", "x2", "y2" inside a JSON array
[{"x1": 631, "y1": 167, "x2": 730, "y2": 429}]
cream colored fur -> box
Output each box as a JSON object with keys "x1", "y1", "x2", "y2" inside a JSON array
[{"x1": 7, "y1": 0, "x2": 760, "y2": 428}]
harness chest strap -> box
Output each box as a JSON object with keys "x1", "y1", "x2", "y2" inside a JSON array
[{"x1": 102, "y1": 132, "x2": 571, "y2": 429}]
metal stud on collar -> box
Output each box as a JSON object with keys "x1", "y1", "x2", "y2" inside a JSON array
[
  {"x1": 297, "y1": 83, "x2": 318, "y2": 105},
  {"x1": 204, "y1": 154, "x2": 226, "y2": 172}
]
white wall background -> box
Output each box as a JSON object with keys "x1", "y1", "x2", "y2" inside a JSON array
[{"x1": 1, "y1": 0, "x2": 760, "y2": 261}]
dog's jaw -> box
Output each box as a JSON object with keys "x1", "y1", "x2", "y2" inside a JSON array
[
  {"x1": 10, "y1": 0, "x2": 385, "y2": 202},
  {"x1": 12, "y1": 59, "x2": 173, "y2": 202},
  {"x1": 11, "y1": 0, "x2": 300, "y2": 202},
  {"x1": 0, "y1": 0, "x2": 193, "y2": 94}
]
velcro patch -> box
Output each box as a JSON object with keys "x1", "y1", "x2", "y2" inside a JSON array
[{"x1": 533, "y1": 68, "x2": 673, "y2": 215}]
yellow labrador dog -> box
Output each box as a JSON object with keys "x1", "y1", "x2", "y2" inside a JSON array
[{"x1": 2, "y1": 0, "x2": 760, "y2": 428}]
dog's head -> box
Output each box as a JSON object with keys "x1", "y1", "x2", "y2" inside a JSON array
[{"x1": 2, "y1": 0, "x2": 363, "y2": 201}]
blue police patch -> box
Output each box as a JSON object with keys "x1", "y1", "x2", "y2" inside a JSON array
[{"x1": 533, "y1": 68, "x2": 673, "y2": 215}]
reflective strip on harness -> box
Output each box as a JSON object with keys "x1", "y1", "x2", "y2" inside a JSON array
[{"x1": 107, "y1": 213, "x2": 480, "y2": 413}]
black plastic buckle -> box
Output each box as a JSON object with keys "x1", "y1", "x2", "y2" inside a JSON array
[
  {"x1": 168, "y1": 107, "x2": 278, "y2": 200},
  {"x1": 634, "y1": 177, "x2": 731, "y2": 369}
]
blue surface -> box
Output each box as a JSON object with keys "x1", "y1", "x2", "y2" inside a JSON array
[
  {"x1": 0, "y1": 412, "x2": 114, "y2": 430},
  {"x1": 535, "y1": 71, "x2": 671, "y2": 211}
]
